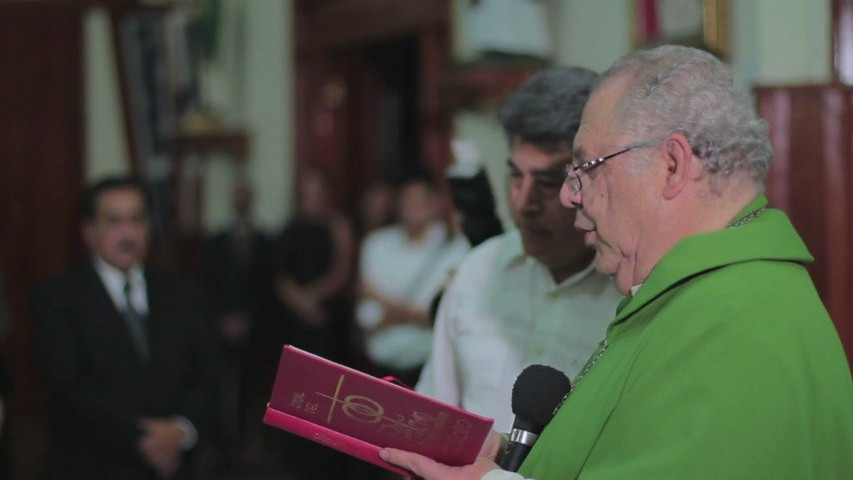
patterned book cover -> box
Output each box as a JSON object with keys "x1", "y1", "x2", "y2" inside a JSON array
[{"x1": 264, "y1": 345, "x2": 494, "y2": 476}]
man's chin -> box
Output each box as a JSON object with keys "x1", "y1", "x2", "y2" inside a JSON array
[
  {"x1": 592, "y1": 254, "x2": 617, "y2": 276},
  {"x1": 104, "y1": 254, "x2": 143, "y2": 272}
]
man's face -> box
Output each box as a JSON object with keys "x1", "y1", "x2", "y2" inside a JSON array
[
  {"x1": 84, "y1": 188, "x2": 150, "y2": 272},
  {"x1": 561, "y1": 77, "x2": 652, "y2": 294},
  {"x1": 398, "y1": 182, "x2": 438, "y2": 234},
  {"x1": 508, "y1": 140, "x2": 588, "y2": 272}
]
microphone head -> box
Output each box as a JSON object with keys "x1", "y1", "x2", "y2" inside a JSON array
[{"x1": 510, "y1": 365, "x2": 572, "y2": 431}]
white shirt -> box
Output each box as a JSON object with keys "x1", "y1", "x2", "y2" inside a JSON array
[
  {"x1": 357, "y1": 223, "x2": 470, "y2": 370},
  {"x1": 416, "y1": 230, "x2": 623, "y2": 432},
  {"x1": 93, "y1": 256, "x2": 148, "y2": 316},
  {"x1": 482, "y1": 470, "x2": 526, "y2": 480}
]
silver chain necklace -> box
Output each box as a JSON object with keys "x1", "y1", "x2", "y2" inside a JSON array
[
  {"x1": 553, "y1": 339, "x2": 609, "y2": 414},
  {"x1": 729, "y1": 207, "x2": 765, "y2": 228}
]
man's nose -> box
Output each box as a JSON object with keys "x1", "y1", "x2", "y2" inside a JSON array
[
  {"x1": 519, "y1": 181, "x2": 541, "y2": 214},
  {"x1": 560, "y1": 182, "x2": 582, "y2": 209}
]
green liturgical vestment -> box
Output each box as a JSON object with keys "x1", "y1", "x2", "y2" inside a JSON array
[{"x1": 519, "y1": 196, "x2": 853, "y2": 479}]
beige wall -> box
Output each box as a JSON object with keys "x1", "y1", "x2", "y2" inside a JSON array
[
  {"x1": 82, "y1": 0, "x2": 293, "y2": 234},
  {"x1": 201, "y1": 0, "x2": 294, "y2": 233},
  {"x1": 84, "y1": 8, "x2": 131, "y2": 183}
]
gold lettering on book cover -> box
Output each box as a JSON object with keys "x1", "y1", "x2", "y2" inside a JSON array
[
  {"x1": 316, "y1": 374, "x2": 466, "y2": 448},
  {"x1": 443, "y1": 419, "x2": 473, "y2": 454},
  {"x1": 304, "y1": 402, "x2": 320, "y2": 415},
  {"x1": 290, "y1": 392, "x2": 305, "y2": 409},
  {"x1": 379, "y1": 411, "x2": 449, "y2": 444}
]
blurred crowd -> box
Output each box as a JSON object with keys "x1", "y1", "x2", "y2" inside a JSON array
[
  {"x1": 206, "y1": 170, "x2": 470, "y2": 479},
  {"x1": 0, "y1": 165, "x2": 472, "y2": 479}
]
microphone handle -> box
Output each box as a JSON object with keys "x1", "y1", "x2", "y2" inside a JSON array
[{"x1": 499, "y1": 441, "x2": 532, "y2": 472}]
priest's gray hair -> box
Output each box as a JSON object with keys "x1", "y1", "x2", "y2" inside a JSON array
[{"x1": 601, "y1": 45, "x2": 773, "y2": 185}]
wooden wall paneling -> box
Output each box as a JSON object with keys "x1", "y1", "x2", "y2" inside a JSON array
[
  {"x1": 833, "y1": 0, "x2": 853, "y2": 83},
  {"x1": 820, "y1": 88, "x2": 852, "y2": 338},
  {"x1": 0, "y1": 3, "x2": 85, "y2": 476},
  {"x1": 757, "y1": 85, "x2": 853, "y2": 365},
  {"x1": 419, "y1": 26, "x2": 452, "y2": 181},
  {"x1": 760, "y1": 89, "x2": 792, "y2": 212},
  {"x1": 790, "y1": 89, "x2": 828, "y2": 296},
  {"x1": 311, "y1": 0, "x2": 445, "y2": 49},
  {"x1": 295, "y1": 0, "x2": 453, "y2": 213}
]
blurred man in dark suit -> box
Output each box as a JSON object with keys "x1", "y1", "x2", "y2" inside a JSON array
[
  {"x1": 201, "y1": 181, "x2": 272, "y2": 465},
  {"x1": 32, "y1": 176, "x2": 217, "y2": 479}
]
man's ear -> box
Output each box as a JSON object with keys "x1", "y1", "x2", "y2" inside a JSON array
[{"x1": 661, "y1": 132, "x2": 695, "y2": 200}]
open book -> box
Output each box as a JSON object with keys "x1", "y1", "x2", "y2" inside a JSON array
[{"x1": 264, "y1": 345, "x2": 494, "y2": 476}]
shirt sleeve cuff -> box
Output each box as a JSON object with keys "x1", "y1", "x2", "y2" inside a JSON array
[
  {"x1": 481, "y1": 469, "x2": 528, "y2": 480},
  {"x1": 172, "y1": 416, "x2": 198, "y2": 451}
]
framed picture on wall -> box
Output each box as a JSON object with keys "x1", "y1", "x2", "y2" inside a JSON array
[{"x1": 633, "y1": 0, "x2": 730, "y2": 58}]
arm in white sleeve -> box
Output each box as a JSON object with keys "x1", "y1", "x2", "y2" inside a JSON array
[
  {"x1": 482, "y1": 470, "x2": 528, "y2": 480},
  {"x1": 415, "y1": 280, "x2": 461, "y2": 404}
]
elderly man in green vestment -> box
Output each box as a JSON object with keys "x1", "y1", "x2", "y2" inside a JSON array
[{"x1": 380, "y1": 45, "x2": 853, "y2": 480}]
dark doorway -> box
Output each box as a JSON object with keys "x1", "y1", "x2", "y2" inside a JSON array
[
  {"x1": 293, "y1": 1, "x2": 452, "y2": 216},
  {"x1": 366, "y1": 35, "x2": 423, "y2": 183}
]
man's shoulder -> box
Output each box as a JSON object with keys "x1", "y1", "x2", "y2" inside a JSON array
[
  {"x1": 363, "y1": 224, "x2": 404, "y2": 247},
  {"x1": 450, "y1": 230, "x2": 520, "y2": 282},
  {"x1": 465, "y1": 230, "x2": 521, "y2": 264},
  {"x1": 31, "y1": 265, "x2": 105, "y2": 315},
  {"x1": 360, "y1": 225, "x2": 410, "y2": 262},
  {"x1": 35, "y1": 264, "x2": 95, "y2": 294}
]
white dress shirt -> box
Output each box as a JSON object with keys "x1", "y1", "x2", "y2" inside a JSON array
[
  {"x1": 482, "y1": 469, "x2": 526, "y2": 480},
  {"x1": 93, "y1": 256, "x2": 148, "y2": 316},
  {"x1": 416, "y1": 230, "x2": 623, "y2": 432},
  {"x1": 357, "y1": 223, "x2": 470, "y2": 370}
]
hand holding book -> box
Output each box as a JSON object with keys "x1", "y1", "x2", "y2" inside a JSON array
[{"x1": 380, "y1": 429, "x2": 506, "y2": 479}]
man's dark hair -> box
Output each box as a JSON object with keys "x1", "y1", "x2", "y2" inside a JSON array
[
  {"x1": 82, "y1": 176, "x2": 152, "y2": 221},
  {"x1": 498, "y1": 66, "x2": 599, "y2": 154},
  {"x1": 397, "y1": 171, "x2": 439, "y2": 193}
]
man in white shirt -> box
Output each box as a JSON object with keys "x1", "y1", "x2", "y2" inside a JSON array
[
  {"x1": 357, "y1": 176, "x2": 469, "y2": 386},
  {"x1": 32, "y1": 176, "x2": 216, "y2": 479},
  {"x1": 416, "y1": 66, "x2": 623, "y2": 432}
]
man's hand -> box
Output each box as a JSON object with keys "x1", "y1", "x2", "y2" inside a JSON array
[
  {"x1": 137, "y1": 418, "x2": 185, "y2": 478},
  {"x1": 480, "y1": 430, "x2": 506, "y2": 462},
  {"x1": 277, "y1": 278, "x2": 327, "y2": 327},
  {"x1": 379, "y1": 448, "x2": 500, "y2": 480}
]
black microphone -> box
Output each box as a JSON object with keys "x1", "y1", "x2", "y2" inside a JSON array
[{"x1": 499, "y1": 365, "x2": 571, "y2": 472}]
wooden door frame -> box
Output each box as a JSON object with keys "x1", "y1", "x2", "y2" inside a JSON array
[{"x1": 294, "y1": 0, "x2": 453, "y2": 212}]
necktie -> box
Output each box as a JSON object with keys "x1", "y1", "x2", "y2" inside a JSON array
[{"x1": 123, "y1": 280, "x2": 149, "y2": 362}]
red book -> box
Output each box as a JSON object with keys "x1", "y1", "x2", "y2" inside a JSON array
[{"x1": 263, "y1": 345, "x2": 495, "y2": 477}]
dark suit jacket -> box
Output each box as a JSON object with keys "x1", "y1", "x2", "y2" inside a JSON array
[
  {"x1": 201, "y1": 228, "x2": 272, "y2": 320},
  {"x1": 31, "y1": 264, "x2": 218, "y2": 479}
]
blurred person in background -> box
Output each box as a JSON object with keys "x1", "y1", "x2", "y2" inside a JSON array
[
  {"x1": 201, "y1": 180, "x2": 273, "y2": 468},
  {"x1": 356, "y1": 175, "x2": 469, "y2": 387},
  {"x1": 272, "y1": 169, "x2": 355, "y2": 363},
  {"x1": 357, "y1": 180, "x2": 396, "y2": 237},
  {"x1": 270, "y1": 169, "x2": 355, "y2": 480},
  {"x1": 416, "y1": 66, "x2": 623, "y2": 432},
  {"x1": 31, "y1": 176, "x2": 217, "y2": 479}
]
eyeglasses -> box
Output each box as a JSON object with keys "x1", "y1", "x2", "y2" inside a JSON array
[{"x1": 564, "y1": 141, "x2": 658, "y2": 193}]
